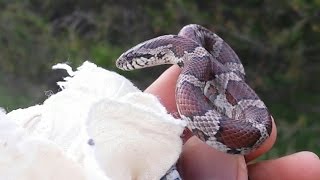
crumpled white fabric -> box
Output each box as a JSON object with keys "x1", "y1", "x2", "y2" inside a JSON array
[{"x1": 1, "y1": 61, "x2": 186, "y2": 180}]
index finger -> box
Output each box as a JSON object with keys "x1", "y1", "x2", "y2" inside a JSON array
[{"x1": 144, "y1": 65, "x2": 181, "y2": 114}]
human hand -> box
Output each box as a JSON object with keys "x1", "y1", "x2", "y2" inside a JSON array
[{"x1": 145, "y1": 65, "x2": 320, "y2": 180}]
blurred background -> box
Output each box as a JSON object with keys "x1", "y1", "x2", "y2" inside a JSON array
[{"x1": 0, "y1": 0, "x2": 319, "y2": 159}]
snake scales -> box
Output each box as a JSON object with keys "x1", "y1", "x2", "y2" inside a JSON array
[{"x1": 116, "y1": 24, "x2": 272, "y2": 155}]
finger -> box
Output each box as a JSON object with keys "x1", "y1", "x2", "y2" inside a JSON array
[
  {"x1": 144, "y1": 65, "x2": 181, "y2": 114},
  {"x1": 248, "y1": 151, "x2": 320, "y2": 180},
  {"x1": 178, "y1": 136, "x2": 248, "y2": 180},
  {"x1": 245, "y1": 117, "x2": 277, "y2": 162}
]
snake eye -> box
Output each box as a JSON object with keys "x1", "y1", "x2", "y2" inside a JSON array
[{"x1": 125, "y1": 53, "x2": 134, "y2": 61}]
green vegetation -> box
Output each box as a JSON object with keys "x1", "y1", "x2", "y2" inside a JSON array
[{"x1": 0, "y1": 0, "x2": 319, "y2": 158}]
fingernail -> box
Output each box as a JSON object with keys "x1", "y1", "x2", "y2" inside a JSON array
[
  {"x1": 236, "y1": 155, "x2": 248, "y2": 180},
  {"x1": 203, "y1": 151, "x2": 247, "y2": 180},
  {"x1": 178, "y1": 137, "x2": 248, "y2": 180}
]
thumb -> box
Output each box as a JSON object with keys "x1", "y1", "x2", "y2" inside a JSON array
[{"x1": 177, "y1": 136, "x2": 248, "y2": 180}]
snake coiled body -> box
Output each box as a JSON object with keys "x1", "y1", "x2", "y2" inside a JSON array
[{"x1": 116, "y1": 24, "x2": 272, "y2": 155}]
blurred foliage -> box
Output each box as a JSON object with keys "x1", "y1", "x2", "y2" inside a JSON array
[{"x1": 0, "y1": 0, "x2": 319, "y2": 158}]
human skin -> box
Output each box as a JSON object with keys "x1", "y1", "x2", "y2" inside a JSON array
[{"x1": 145, "y1": 65, "x2": 320, "y2": 180}]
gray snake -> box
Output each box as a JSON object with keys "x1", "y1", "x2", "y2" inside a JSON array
[{"x1": 116, "y1": 24, "x2": 272, "y2": 155}]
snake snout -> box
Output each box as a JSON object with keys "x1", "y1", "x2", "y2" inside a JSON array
[
  {"x1": 115, "y1": 56, "x2": 125, "y2": 69},
  {"x1": 115, "y1": 57, "x2": 129, "y2": 71},
  {"x1": 115, "y1": 51, "x2": 136, "y2": 70}
]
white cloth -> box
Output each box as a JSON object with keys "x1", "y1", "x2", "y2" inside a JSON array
[{"x1": 1, "y1": 61, "x2": 185, "y2": 180}]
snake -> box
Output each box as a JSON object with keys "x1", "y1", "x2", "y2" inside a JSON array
[{"x1": 116, "y1": 24, "x2": 272, "y2": 155}]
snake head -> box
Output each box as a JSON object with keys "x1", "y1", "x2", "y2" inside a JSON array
[
  {"x1": 116, "y1": 49, "x2": 153, "y2": 71},
  {"x1": 116, "y1": 35, "x2": 181, "y2": 71}
]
